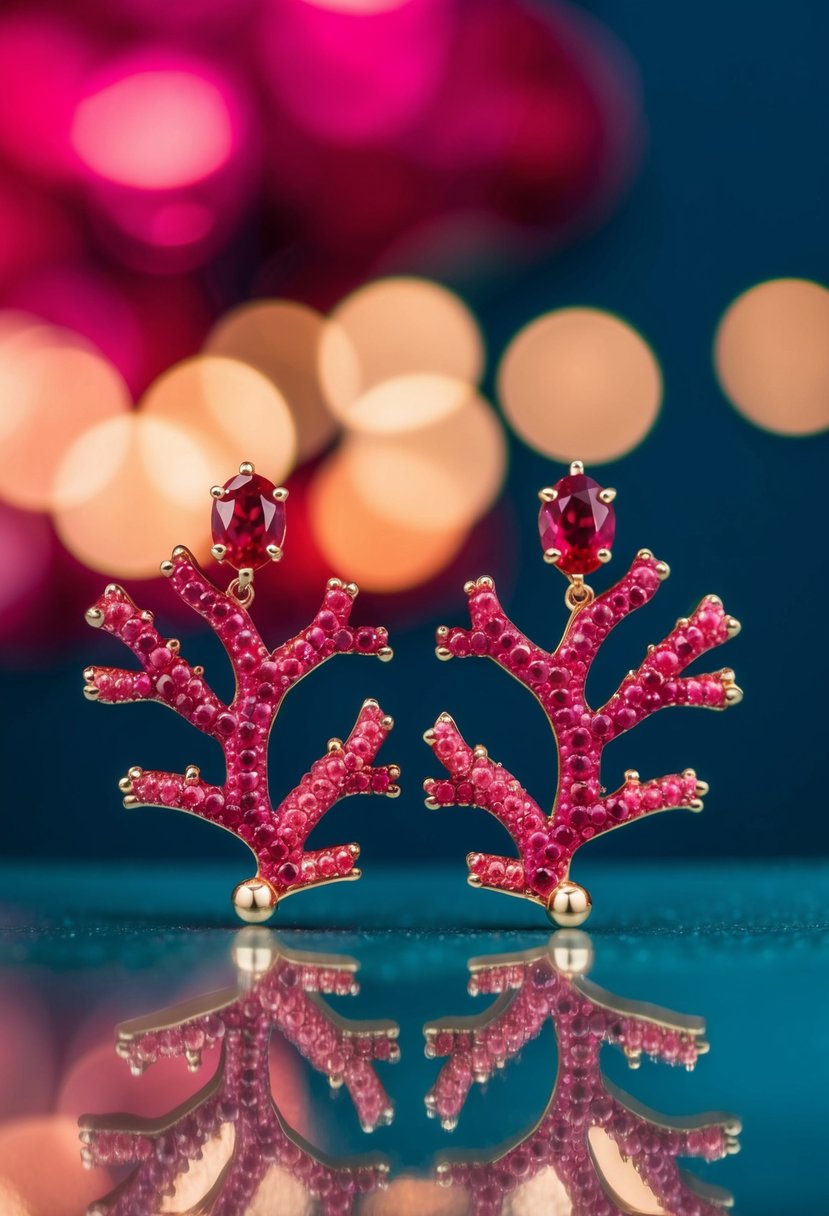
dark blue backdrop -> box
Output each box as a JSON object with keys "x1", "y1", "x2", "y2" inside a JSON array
[{"x1": 1, "y1": 0, "x2": 827, "y2": 868}]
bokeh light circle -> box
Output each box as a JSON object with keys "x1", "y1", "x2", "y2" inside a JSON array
[
  {"x1": 320, "y1": 277, "x2": 485, "y2": 431},
  {"x1": 310, "y1": 453, "x2": 466, "y2": 592},
  {"x1": 140, "y1": 355, "x2": 297, "y2": 485},
  {"x1": 497, "y1": 307, "x2": 662, "y2": 463},
  {"x1": 336, "y1": 372, "x2": 481, "y2": 436},
  {"x1": 0, "y1": 324, "x2": 131, "y2": 510},
  {"x1": 205, "y1": 300, "x2": 338, "y2": 461},
  {"x1": 0, "y1": 1116, "x2": 112, "y2": 1216},
  {"x1": 71, "y1": 68, "x2": 235, "y2": 189},
  {"x1": 53, "y1": 414, "x2": 215, "y2": 578},
  {"x1": 714, "y1": 277, "x2": 829, "y2": 435},
  {"x1": 343, "y1": 386, "x2": 507, "y2": 531}
]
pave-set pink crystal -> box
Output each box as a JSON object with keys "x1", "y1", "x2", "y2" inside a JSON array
[
  {"x1": 83, "y1": 462, "x2": 397, "y2": 923},
  {"x1": 428, "y1": 460, "x2": 743, "y2": 927}
]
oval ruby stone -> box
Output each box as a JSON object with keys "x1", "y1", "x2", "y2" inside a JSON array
[
  {"x1": 211, "y1": 472, "x2": 286, "y2": 570},
  {"x1": 538, "y1": 473, "x2": 615, "y2": 575}
]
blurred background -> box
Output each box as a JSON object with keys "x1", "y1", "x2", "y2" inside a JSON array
[{"x1": 0, "y1": 0, "x2": 827, "y2": 874}]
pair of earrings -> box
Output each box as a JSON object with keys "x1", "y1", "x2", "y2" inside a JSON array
[{"x1": 83, "y1": 460, "x2": 741, "y2": 927}]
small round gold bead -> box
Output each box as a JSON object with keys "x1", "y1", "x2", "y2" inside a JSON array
[
  {"x1": 232, "y1": 877, "x2": 278, "y2": 924},
  {"x1": 546, "y1": 880, "x2": 592, "y2": 928}
]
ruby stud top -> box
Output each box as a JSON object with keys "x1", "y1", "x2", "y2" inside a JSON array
[
  {"x1": 210, "y1": 463, "x2": 288, "y2": 571},
  {"x1": 538, "y1": 467, "x2": 616, "y2": 575},
  {"x1": 83, "y1": 461, "x2": 396, "y2": 923},
  {"x1": 430, "y1": 460, "x2": 742, "y2": 927}
]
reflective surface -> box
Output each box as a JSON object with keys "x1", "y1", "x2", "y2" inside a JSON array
[{"x1": 0, "y1": 863, "x2": 827, "y2": 1215}]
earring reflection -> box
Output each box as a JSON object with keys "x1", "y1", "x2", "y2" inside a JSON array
[
  {"x1": 424, "y1": 932, "x2": 740, "y2": 1216},
  {"x1": 79, "y1": 930, "x2": 399, "y2": 1215}
]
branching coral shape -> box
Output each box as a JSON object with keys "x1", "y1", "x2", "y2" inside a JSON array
[
  {"x1": 424, "y1": 936, "x2": 740, "y2": 1216},
  {"x1": 80, "y1": 933, "x2": 399, "y2": 1216},
  {"x1": 83, "y1": 547, "x2": 399, "y2": 920},
  {"x1": 427, "y1": 549, "x2": 741, "y2": 923}
]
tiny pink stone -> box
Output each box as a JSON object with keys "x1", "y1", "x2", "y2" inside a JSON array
[
  {"x1": 211, "y1": 472, "x2": 286, "y2": 571},
  {"x1": 538, "y1": 473, "x2": 616, "y2": 575}
]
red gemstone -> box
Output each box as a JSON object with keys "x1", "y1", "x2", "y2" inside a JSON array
[
  {"x1": 538, "y1": 473, "x2": 615, "y2": 575},
  {"x1": 211, "y1": 472, "x2": 286, "y2": 570}
]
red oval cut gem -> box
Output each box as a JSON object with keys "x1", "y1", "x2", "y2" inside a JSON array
[
  {"x1": 211, "y1": 472, "x2": 286, "y2": 570},
  {"x1": 538, "y1": 473, "x2": 615, "y2": 575}
]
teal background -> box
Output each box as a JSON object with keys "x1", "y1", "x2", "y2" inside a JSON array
[{"x1": 0, "y1": 0, "x2": 827, "y2": 868}]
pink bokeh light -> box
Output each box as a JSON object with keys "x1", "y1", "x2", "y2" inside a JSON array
[
  {"x1": 259, "y1": 0, "x2": 454, "y2": 145},
  {"x1": 72, "y1": 69, "x2": 235, "y2": 190},
  {"x1": 69, "y1": 50, "x2": 257, "y2": 269}
]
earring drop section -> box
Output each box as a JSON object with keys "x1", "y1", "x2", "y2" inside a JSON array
[
  {"x1": 84, "y1": 461, "x2": 398, "y2": 923},
  {"x1": 429, "y1": 460, "x2": 741, "y2": 927}
]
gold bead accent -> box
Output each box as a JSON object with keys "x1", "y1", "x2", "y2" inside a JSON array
[
  {"x1": 232, "y1": 877, "x2": 278, "y2": 924},
  {"x1": 546, "y1": 880, "x2": 592, "y2": 928}
]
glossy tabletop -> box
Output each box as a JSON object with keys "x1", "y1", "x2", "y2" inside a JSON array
[{"x1": 0, "y1": 861, "x2": 827, "y2": 1216}]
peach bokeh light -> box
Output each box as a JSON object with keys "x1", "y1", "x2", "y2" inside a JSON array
[
  {"x1": 360, "y1": 1176, "x2": 471, "y2": 1215},
  {"x1": 343, "y1": 385, "x2": 506, "y2": 532},
  {"x1": 53, "y1": 413, "x2": 215, "y2": 577},
  {"x1": 310, "y1": 453, "x2": 466, "y2": 591},
  {"x1": 714, "y1": 277, "x2": 829, "y2": 436},
  {"x1": 0, "y1": 321, "x2": 131, "y2": 511},
  {"x1": 500, "y1": 1167, "x2": 574, "y2": 1216},
  {"x1": 0, "y1": 1116, "x2": 112, "y2": 1216},
  {"x1": 140, "y1": 355, "x2": 297, "y2": 485},
  {"x1": 498, "y1": 307, "x2": 662, "y2": 464},
  {"x1": 334, "y1": 371, "x2": 481, "y2": 436},
  {"x1": 319, "y1": 277, "x2": 485, "y2": 431},
  {"x1": 205, "y1": 300, "x2": 339, "y2": 461},
  {"x1": 587, "y1": 1127, "x2": 669, "y2": 1215}
]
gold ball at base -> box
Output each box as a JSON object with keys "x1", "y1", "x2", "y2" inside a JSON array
[
  {"x1": 546, "y1": 880, "x2": 592, "y2": 927},
  {"x1": 232, "y1": 877, "x2": 278, "y2": 923}
]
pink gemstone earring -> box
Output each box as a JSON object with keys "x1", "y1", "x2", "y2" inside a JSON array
[
  {"x1": 426, "y1": 460, "x2": 743, "y2": 927},
  {"x1": 83, "y1": 461, "x2": 398, "y2": 923}
]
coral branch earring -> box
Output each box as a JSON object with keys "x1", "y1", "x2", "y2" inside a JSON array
[
  {"x1": 426, "y1": 460, "x2": 742, "y2": 927},
  {"x1": 83, "y1": 461, "x2": 398, "y2": 923}
]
